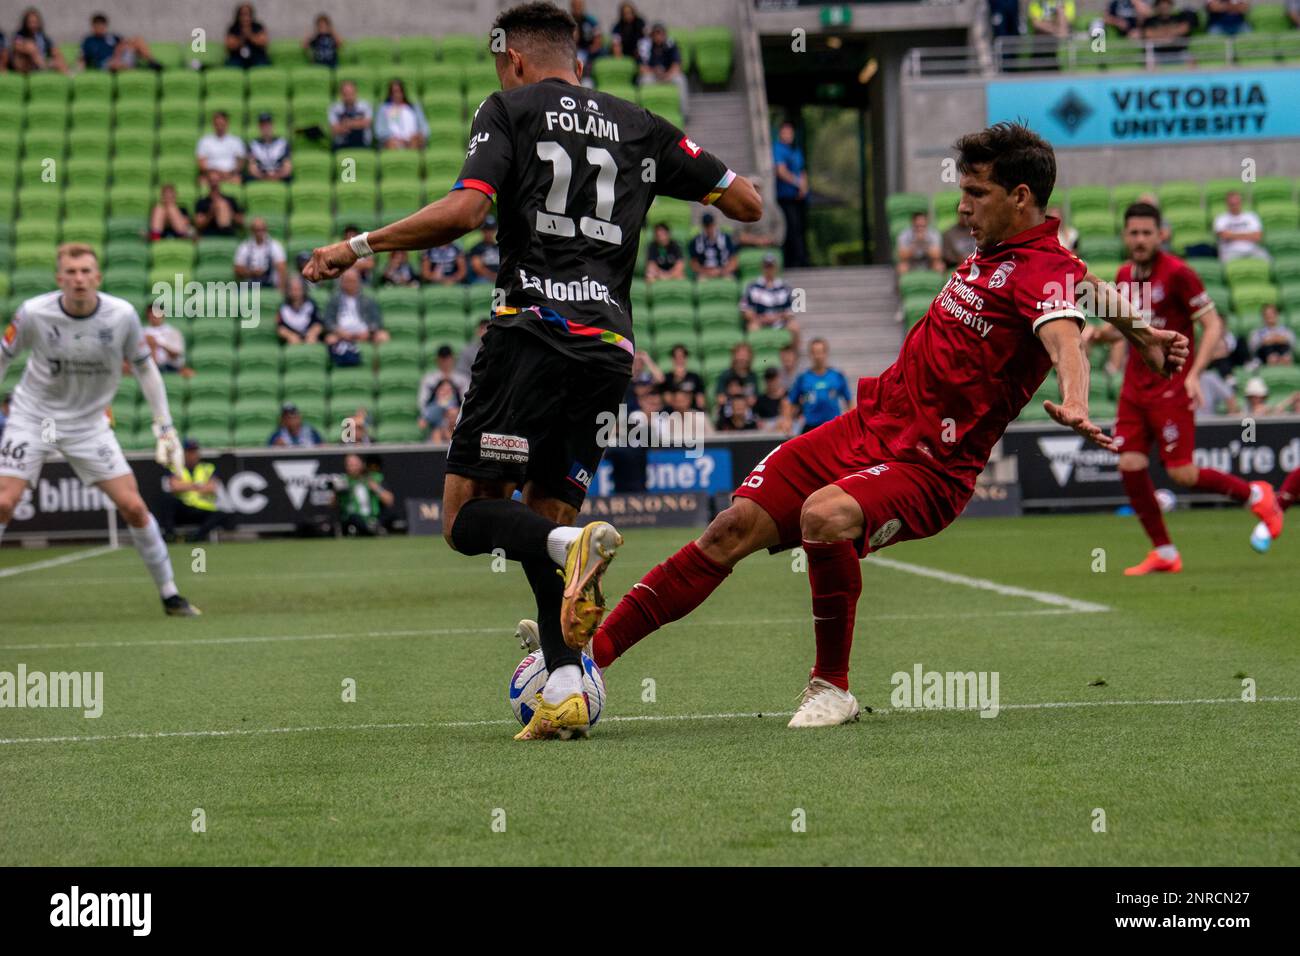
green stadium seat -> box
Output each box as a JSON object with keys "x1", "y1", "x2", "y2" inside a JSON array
[
  {"x1": 1110, "y1": 182, "x2": 1157, "y2": 211},
  {"x1": 885, "y1": 193, "x2": 930, "y2": 221},
  {"x1": 397, "y1": 36, "x2": 438, "y2": 68},
  {"x1": 691, "y1": 27, "x2": 734, "y2": 85},
  {"x1": 1155, "y1": 180, "x2": 1204, "y2": 211},
  {"x1": 1258, "y1": 201, "x2": 1299, "y2": 233},
  {"x1": 1252, "y1": 176, "x2": 1296, "y2": 205},
  {"x1": 1226, "y1": 257, "x2": 1272, "y2": 285},
  {"x1": 1072, "y1": 209, "x2": 1116, "y2": 238},
  {"x1": 27, "y1": 72, "x2": 71, "y2": 106},
  {"x1": 1186, "y1": 36, "x2": 1229, "y2": 68},
  {"x1": 439, "y1": 34, "x2": 484, "y2": 68},
  {"x1": 114, "y1": 69, "x2": 158, "y2": 101},
  {"x1": 1066, "y1": 185, "x2": 1112, "y2": 215},
  {"x1": 347, "y1": 37, "x2": 397, "y2": 67}
]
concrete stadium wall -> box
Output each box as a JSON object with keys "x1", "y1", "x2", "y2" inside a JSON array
[
  {"x1": 26, "y1": 0, "x2": 741, "y2": 49},
  {"x1": 900, "y1": 73, "x2": 1300, "y2": 196}
]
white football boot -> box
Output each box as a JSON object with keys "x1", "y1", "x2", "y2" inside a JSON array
[
  {"x1": 515, "y1": 618, "x2": 592, "y2": 657},
  {"x1": 788, "y1": 676, "x2": 861, "y2": 728}
]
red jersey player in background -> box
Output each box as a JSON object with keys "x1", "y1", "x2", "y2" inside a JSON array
[
  {"x1": 527, "y1": 123, "x2": 1189, "y2": 728},
  {"x1": 1085, "y1": 203, "x2": 1285, "y2": 574},
  {"x1": 1251, "y1": 467, "x2": 1300, "y2": 553}
]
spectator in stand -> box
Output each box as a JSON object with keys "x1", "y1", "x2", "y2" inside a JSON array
[
  {"x1": 989, "y1": 0, "x2": 1025, "y2": 37},
  {"x1": 896, "y1": 211, "x2": 943, "y2": 275},
  {"x1": 1289, "y1": 0, "x2": 1300, "y2": 28},
  {"x1": 419, "y1": 344, "x2": 471, "y2": 420},
  {"x1": 234, "y1": 217, "x2": 287, "y2": 291},
  {"x1": 196, "y1": 112, "x2": 246, "y2": 185},
  {"x1": 304, "y1": 13, "x2": 342, "y2": 68},
  {"x1": 1249, "y1": 304, "x2": 1296, "y2": 364},
  {"x1": 782, "y1": 338, "x2": 850, "y2": 434},
  {"x1": 422, "y1": 242, "x2": 467, "y2": 285},
  {"x1": 456, "y1": 319, "x2": 490, "y2": 378},
  {"x1": 0, "y1": 31, "x2": 7, "y2": 72},
  {"x1": 468, "y1": 216, "x2": 500, "y2": 283},
  {"x1": 740, "y1": 253, "x2": 801, "y2": 347},
  {"x1": 268, "y1": 402, "x2": 323, "y2": 446},
  {"x1": 80, "y1": 13, "x2": 161, "y2": 71},
  {"x1": 1196, "y1": 333, "x2": 1241, "y2": 417},
  {"x1": 571, "y1": 0, "x2": 603, "y2": 75},
  {"x1": 341, "y1": 225, "x2": 376, "y2": 283},
  {"x1": 337, "y1": 453, "x2": 393, "y2": 536},
  {"x1": 662, "y1": 344, "x2": 707, "y2": 411},
  {"x1": 194, "y1": 171, "x2": 245, "y2": 237},
  {"x1": 1105, "y1": 0, "x2": 1152, "y2": 34},
  {"x1": 277, "y1": 275, "x2": 323, "y2": 345},
  {"x1": 329, "y1": 80, "x2": 374, "y2": 149},
  {"x1": 942, "y1": 206, "x2": 978, "y2": 267},
  {"x1": 1243, "y1": 377, "x2": 1280, "y2": 416},
  {"x1": 375, "y1": 79, "x2": 429, "y2": 150},
  {"x1": 645, "y1": 223, "x2": 685, "y2": 282},
  {"x1": 776, "y1": 343, "x2": 802, "y2": 393},
  {"x1": 149, "y1": 184, "x2": 195, "y2": 241},
  {"x1": 226, "y1": 3, "x2": 270, "y2": 68},
  {"x1": 1047, "y1": 205, "x2": 1078, "y2": 252},
  {"x1": 754, "y1": 367, "x2": 788, "y2": 430},
  {"x1": 610, "y1": 2, "x2": 646, "y2": 58},
  {"x1": 246, "y1": 112, "x2": 292, "y2": 183},
  {"x1": 717, "y1": 392, "x2": 758, "y2": 432},
  {"x1": 1214, "y1": 190, "x2": 1269, "y2": 263},
  {"x1": 1136, "y1": 0, "x2": 1198, "y2": 59},
  {"x1": 714, "y1": 341, "x2": 758, "y2": 412},
  {"x1": 637, "y1": 22, "x2": 688, "y2": 117},
  {"x1": 381, "y1": 250, "x2": 419, "y2": 287},
  {"x1": 323, "y1": 267, "x2": 389, "y2": 364},
  {"x1": 1028, "y1": 0, "x2": 1078, "y2": 36},
  {"x1": 9, "y1": 8, "x2": 67, "y2": 74},
  {"x1": 773, "y1": 121, "x2": 810, "y2": 269},
  {"x1": 664, "y1": 385, "x2": 713, "y2": 440},
  {"x1": 343, "y1": 407, "x2": 374, "y2": 444},
  {"x1": 1206, "y1": 0, "x2": 1251, "y2": 34},
  {"x1": 142, "y1": 303, "x2": 188, "y2": 375},
  {"x1": 689, "y1": 213, "x2": 738, "y2": 279},
  {"x1": 428, "y1": 386, "x2": 461, "y2": 443},
  {"x1": 162, "y1": 439, "x2": 235, "y2": 542}
]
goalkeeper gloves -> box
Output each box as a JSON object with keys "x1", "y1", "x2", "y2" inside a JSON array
[{"x1": 152, "y1": 421, "x2": 185, "y2": 475}]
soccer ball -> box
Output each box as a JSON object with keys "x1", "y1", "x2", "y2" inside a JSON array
[
  {"x1": 508, "y1": 651, "x2": 606, "y2": 727},
  {"x1": 1155, "y1": 488, "x2": 1176, "y2": 513}
]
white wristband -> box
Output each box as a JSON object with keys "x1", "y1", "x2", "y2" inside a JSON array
[{"x1": 348, "y1": 231, "x2": 373, "y2": 258}]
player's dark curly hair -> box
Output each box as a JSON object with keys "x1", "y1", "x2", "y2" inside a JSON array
[
  {"x1": 953, "y1": 122, "x2": 1057, "y2": 210},
  {"x1": 492, "y1": 2, "x2": 577, "y2": 61},
  {"x1": 1124, "y1": 201, "x2": 1162, "y2": 226}
]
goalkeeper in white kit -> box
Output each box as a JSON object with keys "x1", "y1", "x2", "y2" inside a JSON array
[{"x1": 0, "y1": 244, "x2": 201, "y2": 616}]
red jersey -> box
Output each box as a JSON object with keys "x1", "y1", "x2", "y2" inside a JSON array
[
  {"x1": 861, "y1": 217, "x2": 1088, "y2": 486},
  {"x1": 1116, "y1": 251, "x2": 1212, "y2": 406}
]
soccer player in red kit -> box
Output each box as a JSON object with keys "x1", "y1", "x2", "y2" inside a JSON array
[
  {"x1": 537, "y1": 123, "x2": 1189, "y2": 727},
  {"x1": 1085, "y1": 202, "x2": 1284, "y2": 574},
  {"x1": 1251, "y1": 467, "x2": 1299, "y2": 553}
]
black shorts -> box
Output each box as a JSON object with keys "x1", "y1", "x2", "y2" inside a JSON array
[{"x1": 446, "y1": 325, "x2": 630, "y2": 508}]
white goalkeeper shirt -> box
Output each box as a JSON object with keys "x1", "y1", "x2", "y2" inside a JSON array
[{"x1": 1, "y1": 292, "x2": 151, "y2": 435}]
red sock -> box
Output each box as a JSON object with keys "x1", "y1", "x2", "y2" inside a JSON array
[
  {"x1": 1279, "y1": 468, "x2": 1300, "y2": 511},
  {"x1": 1122, "y1": 468, "x2": 1171, "y2": 548},
  {"x1": 590, "y1": 541, "x2": 731, "y2": 668},
  {"x1": 1193, "y1": 468, "x2": 1250, "y2": 502},
  {"x1": 804, "y1": 539, "x2": 861, "y2": 692}
]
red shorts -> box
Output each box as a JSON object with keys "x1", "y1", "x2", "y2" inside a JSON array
[
  {"x1": 732, "y1": 410, "x2": 974, "y2": 558},
  {"x1": 1113, "y1": 394, "x2": 1195, "y2": 467}
]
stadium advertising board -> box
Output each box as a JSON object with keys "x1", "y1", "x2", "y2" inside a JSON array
[
  {"x1": 986, "y1": 69, "x2": 1300, "y2": 147},
  {"x1": 1004, "y1": 417, "x2": 1300, "y2": 507}
]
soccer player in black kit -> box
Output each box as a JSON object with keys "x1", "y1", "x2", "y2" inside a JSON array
[{"x1": 304, "y1": 2, "x2": 761, "y2": 739}]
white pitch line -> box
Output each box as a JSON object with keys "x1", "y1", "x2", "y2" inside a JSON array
[
  {"x1": 0, "y1": 608, "x2": 1090, "y2": 653},
  {"x1": 1, "y1": 697, "x2": 1295, "y2": 746},
  {"x1": 0, "y1": 545, "x2": 118, "y2": 579},
  {"x1": 869, "y1": 555, "x2": 1111, "y2": 613}
]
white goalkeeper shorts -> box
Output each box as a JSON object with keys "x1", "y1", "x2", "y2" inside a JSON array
[{"x1": 0, "y1": 414, "x2": 132, "y2": 488}]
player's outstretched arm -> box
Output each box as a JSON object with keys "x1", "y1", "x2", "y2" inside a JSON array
[
  {"x1": 303, "y1": 190, "x2": 491, "y2": 282},
  {"x1": 712, "y1": 176, "x2": 763, "y2": 223},
  {"x1": 1079, "y1": 272, "x2": 1189, "y2": 377},
  {"x1": 1037, "y1": 318, "x2": 1117, "y2": 452},
  {"x1": 136, "y1": 354, "x2": 185, "y2": 474}
]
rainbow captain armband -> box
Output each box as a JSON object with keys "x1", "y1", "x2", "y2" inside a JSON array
[
  {"x1": 453, "y1": 178, "x2": 497, "y2": 199},
  {"x1": 702, "y1": 170, "x2": 737, "y2": 206}
]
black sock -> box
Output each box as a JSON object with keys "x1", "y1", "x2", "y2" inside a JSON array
[
  {"x1": 522, "y1": 558, "x2": 580, "y2": 672},
  {"x1": 448, "y1": 497, "x2": 558, "y2": 562}
]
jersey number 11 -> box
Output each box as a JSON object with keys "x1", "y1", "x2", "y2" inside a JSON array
[{"x1": 535, "y1": 142, "x2": 623, "y2": 246}]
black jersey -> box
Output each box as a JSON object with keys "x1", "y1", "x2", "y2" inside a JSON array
[{"x1": 453, "y1": 77, "x2": 732, "y2": 372}]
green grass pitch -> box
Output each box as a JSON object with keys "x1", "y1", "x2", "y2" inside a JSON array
[{"x1": 1, "y1": 509, "x2": 1296, "y2": 866}]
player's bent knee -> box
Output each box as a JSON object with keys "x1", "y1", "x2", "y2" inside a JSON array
[
  {"x1": 799, "y1": 486, "x2": 861, "y2": 542},
  {"x1": 698, "y1": 505, "x2": 760, "y2": 564},
  {"x1": 1118, "y1": 452, "x2": 1150, "y2": 472},
  {"x1": 1167, "y1": 464, "x2": 1198, "y2": 487}
]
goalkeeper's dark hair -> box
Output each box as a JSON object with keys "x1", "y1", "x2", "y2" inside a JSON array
[
  {"x1": 953, "y1": 122, "x2": 1056, "y2": 210},
  {"x1": 1123, "y1": 202, "x2": 1162, "y2": 227},
  {"x1": 492, "y1": 2, "x2": 577, "y2": 64}
]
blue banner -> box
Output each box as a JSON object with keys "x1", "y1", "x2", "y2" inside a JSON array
[
  {"x1": 986, "y1": 69, "x2": 1300, "y2": 146},
  {"x1": 592, "y1": 448, "x2": 733, "y2": 498}
]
